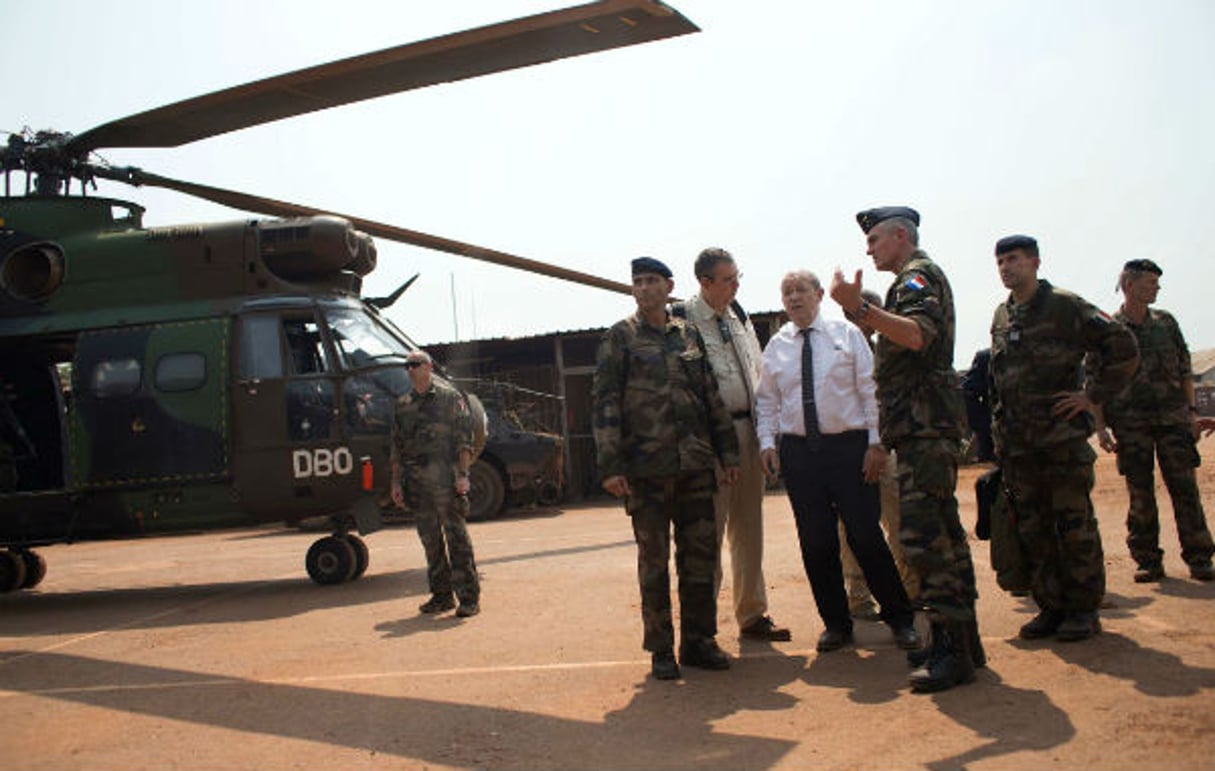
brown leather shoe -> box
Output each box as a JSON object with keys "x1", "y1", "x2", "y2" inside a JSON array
[{"x1": 740, "y1": 615, "x2": 792, "y2": 642}]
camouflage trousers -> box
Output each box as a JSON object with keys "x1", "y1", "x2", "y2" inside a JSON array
[
  {"x1": 891, "y1": 438, "x2": 976, "y2": 622},
  {"x1": 405, "y1": 467, "x2": 480, "y2": 605},
  {"x1": 1003, "y1": 441, "x2": 1105, "y2": 613},
  {"x1": 627, "y1": 470, "x2": 719, "y2": 653},
  {"x1": 1113, "y1": 423, "x2": 1214, "y2": 569}
]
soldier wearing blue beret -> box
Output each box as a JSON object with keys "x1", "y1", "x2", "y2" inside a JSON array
[
  {"x1": 593, "y1": 256, "x2": 741, "y2": 680},
  {"x1": 989, "y1": 234, "x2": 1140, "y2": 643}
]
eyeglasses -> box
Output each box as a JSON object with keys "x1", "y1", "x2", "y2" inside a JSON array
[
  {"x1": 713, "y1": 272, "x2": 742, "y2": 284},
  {"x1": 405, "y1": 360, "x2": 427, "y2": 369}
]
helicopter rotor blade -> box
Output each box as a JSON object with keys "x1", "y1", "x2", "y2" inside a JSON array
[
  {"x1": 120, "y1": 168, "x2": 635, "y2": 295},
  {"x1": 67, "y1": 1, "x2": 697, "y2": 155}
]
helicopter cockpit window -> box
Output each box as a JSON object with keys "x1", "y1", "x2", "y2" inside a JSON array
[
  {"x1": 91, "y1": 358, "x2": 141, "y2": 398},
  {"x1": 154, "y1": 353, "x2": 206, "y2": 393},
  {"x1": 323, "y1": 308, "x2": 410, "y2": 370},
  {"x1": 284, "y1": 319, "x2": 332, "y2": 375}
]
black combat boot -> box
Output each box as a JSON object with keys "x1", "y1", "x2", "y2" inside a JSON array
[
  {"x1": 909, "y1": 620, "x2": 975, "y2": 693},
  {"x1": 907, "y1": 617, "x2": 986, "y2": 669}
]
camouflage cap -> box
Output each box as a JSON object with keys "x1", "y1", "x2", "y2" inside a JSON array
[
  {"x1": 631, "y1": 256, "x2": 672, "y2": 278},
  {"x1": 856, "y1": 206, "x2": 920, "y2": 234},
  {"x1": 1123, "y1": 258, "x2": 1162, "y2": 276}
]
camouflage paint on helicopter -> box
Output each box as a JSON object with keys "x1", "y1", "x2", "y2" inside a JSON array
[{"x1": 0, "y1": 0, "x2": 698, "y2": 592}]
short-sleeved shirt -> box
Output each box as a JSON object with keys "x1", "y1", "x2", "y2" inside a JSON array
[
  {"x1": 873, "y1": 250, "x2": 965, "y2": 445},
  {"x1": 390, "y1": 378, "x2": 474, "y2": 483},
  {"x1": 1104, "y1": 307, "x2": 1191, "y2": 429}
]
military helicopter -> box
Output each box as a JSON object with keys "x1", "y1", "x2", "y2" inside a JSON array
[{"x1": 0, "y1": 0, "x2": 698, "y2": 592}]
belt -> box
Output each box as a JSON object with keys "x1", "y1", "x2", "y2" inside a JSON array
[{"x1": 730, "y1": 410, "x2": 752, "y2": 420}]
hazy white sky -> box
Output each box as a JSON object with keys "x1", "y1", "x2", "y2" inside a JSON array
[{"x1": 6, "y1": 1, "x2": 1214, "y2": 367}]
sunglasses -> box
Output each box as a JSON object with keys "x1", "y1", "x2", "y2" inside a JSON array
[{"x1": 405, "y1": 360, "x2": 427, "y2": 369}]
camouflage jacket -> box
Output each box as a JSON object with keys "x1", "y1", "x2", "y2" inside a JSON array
[
  {"x1": 990, "y1": 279, "x2": 1139, "y2": 456},
  {"x1": 1101, "y1": 307, "x2": 1192, "y2": 430},
  {"x1": 874, "y1": 250, "x2": 965, "y2": 445},
  {"x1": 390, "y1": 378, "x2": 474, "y2": 482},
  {"x1": 592, "y1": 311, "x2": 740, "y2": 480}
]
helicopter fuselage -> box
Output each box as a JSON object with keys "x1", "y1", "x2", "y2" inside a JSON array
[{"x1": 0, "y1": 197, "x2": 432, "y2": 585}]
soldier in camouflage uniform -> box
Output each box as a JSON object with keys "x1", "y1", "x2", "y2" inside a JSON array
[
  {"x1": 830, "y1": 206, "x2": 980, "y2": 694},
  {"x1": 390, "y1": 350, "x2": 481, "y2": 618},
  {"x1": 593, "y1": 256, "x2": 741, "y2": 681},
  {"x1": 1094, "y1": 259, "x2": 1214, "y2": 583},
  {"x1": 989, "y1": 235, "x2": 1138, "y2": 643}
]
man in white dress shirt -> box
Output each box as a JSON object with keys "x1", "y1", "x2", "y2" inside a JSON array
[
  {"x1": 678, "y1": 247, "x2": 791, "y2": 642},
  {"x1": 756, "y1": 270, "x2": 919, "y2": 653}
]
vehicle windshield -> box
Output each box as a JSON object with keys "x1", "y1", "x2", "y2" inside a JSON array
[{"x1": 322, "y1": 307, "x2": 412, "y2": 370}]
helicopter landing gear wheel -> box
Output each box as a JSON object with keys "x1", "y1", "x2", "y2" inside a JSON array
[
  {"x1": 339, "y1": 534, "x2": 369, "y2": 580},
  {"x1": 468, "y1": 459, "x2": 505, "y2": 521},
  {"x1": 17, "y1": 550, "x2": 46, "y2": 589},
  {"x1": 306, "y1": 535, "x2": 358, "y2": 585},
  {"x1": 0, "y1": 549, "x2": 28, "y2": 593}
]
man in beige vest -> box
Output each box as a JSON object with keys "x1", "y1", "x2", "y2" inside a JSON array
[{"x1": 678, "y1": 247, "x2": 790, "y2": 642}]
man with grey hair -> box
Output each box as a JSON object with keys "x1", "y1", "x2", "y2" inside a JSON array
[
  {"x1": 830, "y1": 206, "x2": 980, "y2": 693},
  {"x1": 677, "y1": 247, "x2": 790, "y2": 642},
  {"x1": 756, "y1": 269, "x2": 918, "y2": 656}
]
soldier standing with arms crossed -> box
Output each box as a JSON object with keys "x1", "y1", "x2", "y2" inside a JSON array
[
  {"x1": 391, "y1": 350, "x2": 481, "y2": 618},
  {"x1": 678, "y1": 247, "x2": 790, "y2": 642},
  {"x1": 989, "y1": 235, "x2": 1138, "y2": 642},
  {"x1": 1094, "y1": 259, "x2": 1214, "y2": 582},
  {"x1": 593, "y1": 257, "x2": 741, "y2": 681},
  {"x1": 829, "y1": 206, "x2": 981, "y2": 693}
]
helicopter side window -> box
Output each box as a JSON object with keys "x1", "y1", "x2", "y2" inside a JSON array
[
  {"x1": 91, "y1": 358, "x2": 141, "y2": 398},
  {"x1": 154, "y1": 353, "x2": 206, "y2": 393}
]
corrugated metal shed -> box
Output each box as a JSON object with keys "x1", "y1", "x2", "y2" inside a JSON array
[{"x1": 423, "y1": 309, "x2": 786, "y2": 500}]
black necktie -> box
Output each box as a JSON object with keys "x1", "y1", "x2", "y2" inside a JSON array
[{"x1": 801, "y1": 327, "x2": 820, "y2": 447}]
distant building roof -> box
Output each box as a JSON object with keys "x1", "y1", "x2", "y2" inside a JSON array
[{"x1": 1192, "y1": 348, "x2": 1215, "y2": 377}]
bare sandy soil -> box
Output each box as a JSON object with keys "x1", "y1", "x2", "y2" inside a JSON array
[{"x1": 1, "y1": 437, "x2": 1213, "y2": 770}]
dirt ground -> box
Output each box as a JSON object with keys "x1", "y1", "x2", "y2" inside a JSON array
[{"x1": 2, "y1": 436, "x2": 1214, "y2": 770}]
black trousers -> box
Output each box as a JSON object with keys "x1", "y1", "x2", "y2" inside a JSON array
[{"x1": 780, "y1": 431, "x2": 913, "y2": 632}]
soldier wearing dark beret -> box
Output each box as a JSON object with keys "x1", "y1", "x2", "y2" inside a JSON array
[
  {"x1": 593, "y1": 256, "x2": 741, "y2": 680},
  {"x1": 989, "y1": 235, "x2": 1140, "y2": 644},
  {"x1": 829, "y1": 206, "x2": 982, "y2": 693},
  {"x1": 631, "y1": 256, "x2": 673, "y2": 278},
  {"x1": 1094, "y1": 259, "x2": 1214, "y2": 583}
]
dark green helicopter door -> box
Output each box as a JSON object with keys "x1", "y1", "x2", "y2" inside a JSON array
[
  {"x1": 69, "y1": 320, "x2": 230, "y2": 488},
  {"x1": 231, "y1": 310, "x2": 354, "y2": 521}
]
